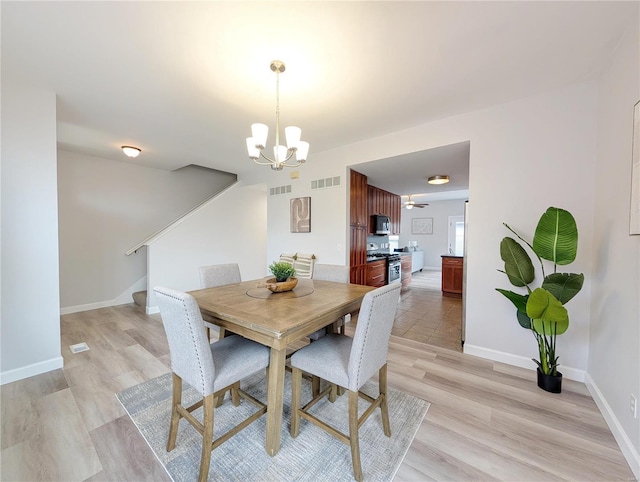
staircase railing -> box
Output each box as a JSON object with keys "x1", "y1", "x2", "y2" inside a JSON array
[{"x1": 125, "y1": 179, "x2": 238, "y2": 256}]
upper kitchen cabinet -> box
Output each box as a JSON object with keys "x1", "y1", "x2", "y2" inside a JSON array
[
  {"x1": 390, "y1": 194, "x2": 401, "y2": 234},
  {"x1": 350, "y1": 169, "x2": 369, "y2": 285},
  {"x1": 367, "y1": 185, "x2": 401, "y2": 235},
  {"x1": 350, "y1": 170, "x2": 368, "y2": 227}
]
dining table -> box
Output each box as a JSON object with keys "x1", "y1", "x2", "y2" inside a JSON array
[{"x1": 189, "y1": 277, "x2": 374, "y2": 456}]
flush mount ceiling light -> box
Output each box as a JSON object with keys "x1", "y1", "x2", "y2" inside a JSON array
[
  {"x1": 427, "y1": 175, "x2": 449, "y2": 185},
  {"x1": 121, "y1": 146, "x2": 141, "y2": 158},
  {"x1": 246, "y1": 60, "x2": 309, "y2": 171}
]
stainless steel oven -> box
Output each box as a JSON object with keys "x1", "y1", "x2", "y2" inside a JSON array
[
  {"x1": 366, "y1": 250, "x2": 402, "y2": 285},
  {"x1": 387, "y1": 256, "x2": 401, "y2": 284}
]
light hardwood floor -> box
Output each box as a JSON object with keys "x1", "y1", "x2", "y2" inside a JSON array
[{"x1": 1, "y1": 301, "x2": 635, "y2": 481}]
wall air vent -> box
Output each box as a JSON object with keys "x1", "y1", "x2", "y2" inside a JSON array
[
  {"x1": 311, "y1": 176, "x2": 340, "y2": 190},
  {"x1": 269, "y1": 185, "x2": 292, "y2": 196}
]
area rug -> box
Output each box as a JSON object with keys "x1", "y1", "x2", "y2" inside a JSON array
[{"x1": 117, "y1": 371, "x2": 429, "y2": 482}]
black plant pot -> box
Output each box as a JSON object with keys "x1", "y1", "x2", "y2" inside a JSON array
[{"x1": 537, "y1": 368, "x2": 562, "y2": 393}]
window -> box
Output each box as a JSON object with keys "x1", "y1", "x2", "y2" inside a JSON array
[
  {"x1": 389, "y1": 235, "x2": 400, "y2": 252},
  {"x1": 448, "y1": 216, "x2": 465, "y2": 256}
]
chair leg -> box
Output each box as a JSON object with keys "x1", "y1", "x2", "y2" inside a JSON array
[
  {"x1": 329, "y1": 383, "x2": 338, "y2": 403},
  {"x1": 198, "y1": 394, "x2": 215, "y2": 482},
  {"x1": 230, "y1": 381, "x2": 241, "y2": 406},
  {"x1": 379, "y1": 364, "x2": 391, "y2": 437},
  {"x1": 311, "y1": 376, "x2": 320, "y2": 397},
  {"x1": 290, "y1": 367, "x2": 302, "y2": 437},
  {"x1": 167, "y1": 373, "x2": 182, "y2": 452},
  {"x1": 348, "y1": 390, "x2": 363, "y2": 482},
  {"x1": 215, "y1": 395, "x2": 225, "y2": 408}
]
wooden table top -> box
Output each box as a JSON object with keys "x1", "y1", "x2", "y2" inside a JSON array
[{"x1": 189, "y1": 278, "x2": 374, "y2": 349}]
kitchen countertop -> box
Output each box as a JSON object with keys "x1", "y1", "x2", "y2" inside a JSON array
[
  {"x1": 366, "y1": 257, "x2": 385, "y2": 263},
  {"x1": 441, "y1": 254, "x2": 463, "y2": 258}
]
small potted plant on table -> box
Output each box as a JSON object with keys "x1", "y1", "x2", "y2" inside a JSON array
[
  {"x1": 264, "y1": 261, "x2": 297, "y2": 292},
  {"x1": 496, "y1": 207, "x2": 584, "y2": 393}
]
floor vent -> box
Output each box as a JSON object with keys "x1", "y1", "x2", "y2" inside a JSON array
[
  {"x1": 311, "y1": 176, "x2": 340, "y2": 190},
  {"x1": 69, "y1": 342, "x2": 90, "y2": 354}
]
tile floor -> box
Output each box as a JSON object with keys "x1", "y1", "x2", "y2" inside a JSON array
[{"x1": 393, "y1": 269, "x2": 463, "y2": 352}]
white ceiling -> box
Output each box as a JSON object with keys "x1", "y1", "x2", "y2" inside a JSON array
[
  {"x1": 2, "y1": 1, "x2": 635, "y2": 202},
  {"x1": 354, "y1": 141, "x2": 470, "y2": 203}
]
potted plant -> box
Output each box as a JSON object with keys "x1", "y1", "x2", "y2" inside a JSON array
[
  {"x1": 264, "y1": 261, "x2": 297, "y2": 292},
  {"x1": 496, "y1": 207, "x2": 584, "y2": 393}
]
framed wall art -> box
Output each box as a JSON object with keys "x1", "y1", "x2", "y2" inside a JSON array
[
  {"x1": 630, "y1": 100, "x2": 640, "y2": 235},
  {"x1": 290, "y1": 196, "x2": 311, "y2": 233},
  {"x1": 411, "y1": 217, "x2": 433, "y2": 235}
]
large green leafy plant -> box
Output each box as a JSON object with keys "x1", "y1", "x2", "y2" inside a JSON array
[{"x1": 496, "y1": 207, "x2": 584, "y2": 376}]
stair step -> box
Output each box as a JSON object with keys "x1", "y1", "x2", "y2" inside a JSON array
[{"x1": 132, "y1": 290, "x2": 147, "y2": 307}]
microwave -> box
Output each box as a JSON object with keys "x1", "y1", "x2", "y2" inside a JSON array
[{"x1": 373, "y1": 214, "x2": 391, "y2": 235}]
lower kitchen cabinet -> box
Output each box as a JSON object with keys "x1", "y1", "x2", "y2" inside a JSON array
[
  {"x1": 400, "y1": 255, "x2": 412, "y2": 287},
  {"x1": 366, "y1": 260, "x2": 386, "y2": 287},
  {"x1": 441, "y1": 255, "x2": 463, "y2": 297},
  {"x1": 350, "y1": 225, "x2": 367, "y2": 285}
]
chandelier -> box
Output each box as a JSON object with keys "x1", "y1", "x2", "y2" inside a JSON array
[{"x1": 246, "y1": 60, "x2": 309, "y2": 170}]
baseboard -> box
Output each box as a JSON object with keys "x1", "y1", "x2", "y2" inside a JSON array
[
  {"x1": 465, "y1": 344, "x2": 639, "y2": 478},
  {"x1": 146, "y1": 305, "x2": 159, "y2": 315},
  {"x1": 60, "y1": 299, "x2": 123, "y2": 315},
  {"x1": 0, "y1": 356, "x2": 64, "y2": 385},
  {"x1": 463, "y1": 344, "x2": 585, "y2": 382},
  {"x1": 422, "y1": 266, "x2": 441, "y2": 271},
  {"x1": 585, "y1": 373, "x2": 640, "y2": 480},
  {"x1": 60, "y1": 276, "x2": 147, "y2": 315}
]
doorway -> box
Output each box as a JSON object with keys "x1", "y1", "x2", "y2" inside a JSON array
[{"x1": 448, "y1": 215, "x2": 465, "y2": 256}]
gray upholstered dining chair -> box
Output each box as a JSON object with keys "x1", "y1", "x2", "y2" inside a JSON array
[
  {"x1": 154, "y1": 286, "x2": 269, "y2": 482},
  {"x1": 308, "y1": 263, "x2": 350, "y2": 340},
  {"x1": 289, "y1": 283, "x2": 401, "y2": 482},
  {"x1": 199, "y1": 263, "x2": 241, "y2": 340},
  {"x1": 199, "y1": 263, "x2": 241, "y2": 288}
]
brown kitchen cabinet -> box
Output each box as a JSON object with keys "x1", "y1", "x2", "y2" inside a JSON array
[
  {"x1": 441, "y1": 255, "x2": 463, "y2": 297},
  {"x1": 366, "y1": 184, "x2": 401, "y2": 235},
  {"x1": 390, "y1": 194, "x2": 401, "y2": 234},
  {"x1": 366, "y1": 260, "x2": 386, "y2": 287},
  {"x1": 350, "y1": 170, "x2": 368, "y2": 228},
  {"x1": 352, "y1": 170, "x2": 403, "y2": 284},
  {"x1": 350, "y1": 170, "x2": 368, "y2": 284},
  {"x1": 400, "y1": 254, "x2": 412, "y2": 287},
  {"x1": 350, "y1": 225, "x2": 367, "y2": 285}
]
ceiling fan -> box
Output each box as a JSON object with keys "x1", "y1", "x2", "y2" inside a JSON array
[{"x1": 403, "y1": 195, "x2": 428, "y2": 210}]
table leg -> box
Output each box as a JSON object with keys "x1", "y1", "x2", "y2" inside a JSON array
[{"x1": 265, "y1": 346, "x2": 286, "y2": 456}]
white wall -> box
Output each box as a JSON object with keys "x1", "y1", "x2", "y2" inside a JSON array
[
  {"x1": 241, "y1": 162, "x2": 351, "y2": 267},
  {"x1": 589, "y1": 20, "x2": 640, "y2": 475},
  {"x1": 399, "y1": 199, "x2": 466, "y2": 269},
  {"x1": 57, "y1": 151, "x2": 236, "y2": 311},
  {"x1": 1, "y1": 81, "x2": 63, "y2": 384},
  {"x1": 248, "y1": 80, "x2": 598, "y2": 379},
  {"x1": 250, "y1": 75, "x2": 640, "y2": 473},
  {"x1": 146, "y1": 182, "x2": 268, "y2": 309}
]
